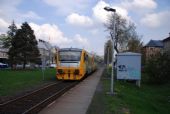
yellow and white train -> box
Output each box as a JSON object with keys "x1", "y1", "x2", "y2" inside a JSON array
[{"x1": 55, "y1": 48, "x2": 97, "y2": 80}]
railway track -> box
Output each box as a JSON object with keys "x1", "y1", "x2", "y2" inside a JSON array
[{"x1": 0, "y1": 81, "x2": 78, "y2": 114}]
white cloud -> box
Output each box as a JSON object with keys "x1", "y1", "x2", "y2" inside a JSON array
[
  {"x1": 92, "y1": 0, "x2": 157, "y2": 25},
  {"x1": 121, "y1": 0, "x2": 157, "y2": 11},
  {"x1": 0, "y1": 0, "x2": 21, "y2": 7},
  {"x1": 90, "y1": 29, "x2": 99, "y2": 35},
  {"x1": 92, "y1": 0, "x2": 110, "y2": 23},
  {"x1": 140, "y1": 11, "x2": 170, "y2": 28},
  {"x1": 0, "y1": 18, "x2": 9, "y2": 33},
  {"x1": 64, "y1": 34, "x2": 90, "y2": 50},
  {"x1": 30, "y1": 23, "x2": 71, "y2": 46},
  {"x1": 0, "y1": 0, "x2": 42, "y2": 22},
  {"x1": 0, "y1": 0, "x2": 21, "y2": 21},
  {"x1": 0, "y1": 17, "x2": 90, "y2": 49},
  {"x1": 73, "y1": 34, "x2": 90, "y2": 49},
  {"x1": 43, "y1": 0, "x2": 93, "y2": 14},
  {"x1": 66, "y1": 13, "x2": 93, "y2": 27},
  {"x1": 29, "y1": 23, "x2": 90, "y2": 49},
  {"x1": 92, "y1": 0, "x2": 130, "y2": 23},
  {"x1": 21, "y1": 11, "x2": 43, "y2": 20},
  {"x1": 112, "y1": 6, "x2": 130, "y2": 20}
]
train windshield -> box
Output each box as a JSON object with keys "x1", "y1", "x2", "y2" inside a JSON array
[{"x1": 59, "y1": 51, "x2": 81, "y2": 61}]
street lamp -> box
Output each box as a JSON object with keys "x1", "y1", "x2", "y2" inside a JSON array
[
  {"x1": 104, "y1": 6, "x2": 116, "y2": 95},
  {"x1": 104, "y1": 6, "x2": 116, "y2": 12}
]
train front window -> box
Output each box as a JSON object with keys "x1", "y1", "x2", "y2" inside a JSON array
[{"x1": 59, "y1": 51, "x2": 81, "y2": 61}]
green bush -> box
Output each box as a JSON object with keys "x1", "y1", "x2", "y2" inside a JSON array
[{"x1": 144, "y1": 53, "x2": 170, "y2": 84}]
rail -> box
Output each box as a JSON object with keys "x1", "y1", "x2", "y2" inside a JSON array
[{"x1": 0, "y1": 81, "x2": 78, "y2": 114}]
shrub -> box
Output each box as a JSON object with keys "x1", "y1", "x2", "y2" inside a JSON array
[{"x1": 144, "y1": 53, "x2": 170, "y2": 84}]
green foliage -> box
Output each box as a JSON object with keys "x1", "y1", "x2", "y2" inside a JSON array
[
  {"x1": 144, "y1": 53, "x2": 170, "y2": 84},
  {"x1": 104, "y1": 40, "x2": 113, "y2": 64},
  {"x1": 87, "y1": 69, "x2": 170, "y2": 114},
  {"x1": 3, "y1": 20, "x2": 17, "y2": 48},
  {"x1": 0, "y1": 68, "x2": 56, "y2": 96},
  {"x1": 127, "y1": 36, "x2": 143, "y2": 53},
  {"x1": 8, "y1": 22, "x2": 40, "y2": 69}
]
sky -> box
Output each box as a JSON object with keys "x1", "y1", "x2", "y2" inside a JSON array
[{"x1": 0, "y1": 0, "x2": 170, "y2": 55}]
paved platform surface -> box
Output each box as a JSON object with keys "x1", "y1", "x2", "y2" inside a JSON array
[{"x1": 39, "y1": 68, "x2": 104, "y2": 114}]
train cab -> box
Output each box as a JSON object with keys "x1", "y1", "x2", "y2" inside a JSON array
[{"x1": 55, "y1": 48, "x2": 96, "y2": 80}]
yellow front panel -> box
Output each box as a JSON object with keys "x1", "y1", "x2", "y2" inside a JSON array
[
  {"x1": 56, "y1": 67, "x2": 85, "y2": 80},
  {"x1": 56, "y1": 49, "x2": 87, "y2": 80}
]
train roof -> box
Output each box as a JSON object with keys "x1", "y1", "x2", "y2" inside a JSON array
[
  {"x1": 59, "y1": 48, "x2": 83, "y2": 52},
  {"x1": 59, "y1": 48, "x2": 94, "y2": 56}
]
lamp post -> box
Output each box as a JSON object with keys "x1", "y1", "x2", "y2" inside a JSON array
[
  {"x1": 104, "y1": 6, "x2": 116, "y2": 95},
  {"x1": 107, "y1": 46, "x2": 110, "y2": 67},
  {"x1": 107, "y1": 45, "x2": 110, "y2": 74}
]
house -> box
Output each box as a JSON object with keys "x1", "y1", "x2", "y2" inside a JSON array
[
  {"x1": 143, "y1": 40, "x2": 163, "y2": 61},
  {"x1": 0, "y1": 34, "x2": 8, "y2": 63},
  {"x1": 162, "y1": 33, "x2": 170, "y2": 55},
  {"x1": 38, "y1": 39, "x2": 58, "y2": 66},
  {"x1": 0, "y1": 34, "x2": 58, "y2": 67}
]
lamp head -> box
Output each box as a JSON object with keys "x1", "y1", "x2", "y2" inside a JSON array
[{"x1": 104, "y1": 7, "x2": 116, "y2": 12}]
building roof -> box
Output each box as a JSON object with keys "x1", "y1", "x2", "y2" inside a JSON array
[
  {"x1": 38, "y1": 41, "x2": 48, "y2": 50},
  {"x1": 38, "y1": 39, "x2": 54, "y2": 51},
  {"x1": 145, "y1": 40, "x2": 163, "y2": 47},
  {"x1": 163, "y1": 36, "x2": 170, "y2": 42},
  {"x1": 44, "y1": 42, "x2": 51, "y2": 49}
]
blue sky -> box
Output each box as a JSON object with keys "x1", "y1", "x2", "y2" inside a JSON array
[{"x1": 0, "y1": 0, "x2": 170, "y2": 55}]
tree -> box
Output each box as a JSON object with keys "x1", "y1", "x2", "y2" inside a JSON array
[
  {"x1": 104, "y1": 39, "x2": 112, "y2": 64},
  {"x1": 3, "y1": 20, "x2": 17, "y2": 48},
  {"x1": 126, "y1": 22, "x2": 143, "y2": 52},
  {"x1": 127, "y1": 35, "x2": 143, "y2": 53},
  {"x1": 105, "y1": 13, "x2": 142, "y2": 52},
  {"x1": 144, "y1": 53, "x2": 170, "y2": 84},
  {"x1": 8, "y1": 22, "x2": 40, "y2": 69}
]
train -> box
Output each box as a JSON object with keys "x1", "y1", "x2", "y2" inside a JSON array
[{"x1": 55, "y1": 48, "x2": 97, "y2": 80}]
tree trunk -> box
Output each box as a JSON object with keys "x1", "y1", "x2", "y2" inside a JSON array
[
  {"x1": 10, "y1": 57, "x2": 14, "y2": 69},
  {"x1": 23, "y1": 55, "x2": 26, "y2": 69},
  {"x1": 23, "y1": 62, "x2": 26, "y2": 69}
]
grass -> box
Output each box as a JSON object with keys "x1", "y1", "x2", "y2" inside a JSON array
[
  {"x1": 0, "y1": 68, "x2": 56, "y2": 96},
  {"x1": 87, "y1": 69, "x2": 170, "y2": 114}
]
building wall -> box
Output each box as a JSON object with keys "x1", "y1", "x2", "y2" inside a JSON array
[
  {"x1": 0, "y1": 50, "x2": 8, "y2": 59},
  {"x1": 38, "y1": 43, "x2": 57, "y2": 65},
  {"x1": 163, "y1": 40, "x2": 170, "y2": 53},
  {"x1": 144, "y1": 47, "x2": 162, "y2": 61},
  {"x1": 0, "y1": 37, "x2": 8, "y2": 63}
]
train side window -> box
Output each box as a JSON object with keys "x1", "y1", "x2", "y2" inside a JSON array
[
  {"x1": 55, "y1": 55, "x2": 58, "y2": 61},
  {"x1": 55, "y1": 56, "x2": 57, "y2": 61},
  {"x1": 84, "y1": 53, "x2": 86, "y2": 61},
  {"x1": 86, "y1": 55, "x2": 88, "y2": 61},
  {"x1": 84, "y1": 54, "x2": 88, "y2": 61}
]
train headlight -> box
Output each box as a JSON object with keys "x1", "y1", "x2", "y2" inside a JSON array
[{"x1": 74, "y1": 69, "x2": 79, "y2": 75}]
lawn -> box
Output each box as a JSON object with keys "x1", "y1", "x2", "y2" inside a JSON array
[
  {"x1": 87, "y1": 69, "x2": 170, "y2": 114},
  {"x1": 0, "y1": 68, "x2": 56, "y2": 96}
]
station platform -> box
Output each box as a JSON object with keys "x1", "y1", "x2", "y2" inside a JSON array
[{"x1": 39, "y1": 68, "x2": 104, "y2": 114}]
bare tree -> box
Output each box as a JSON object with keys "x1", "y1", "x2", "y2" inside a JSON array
[
  {"x1": 105, "y1": 13, "x2": 143, "y2": 52},
  {"x1": 104, "y1": 39, "x2": 113, "y2": 64}
]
